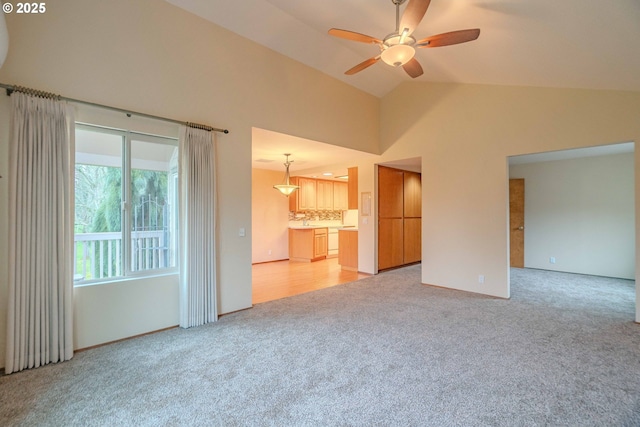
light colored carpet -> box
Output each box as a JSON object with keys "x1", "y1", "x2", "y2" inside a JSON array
[{"x1": 1, "y1": 266, "x2": 639, "y2": 426}]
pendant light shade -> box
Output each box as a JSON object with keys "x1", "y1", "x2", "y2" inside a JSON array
[
  {"x1": 380, "y1": 44, "x2": 415, "y2": 67},
  {"x1": 273, "y1": 153, "x2": 299, "y2": 196}
]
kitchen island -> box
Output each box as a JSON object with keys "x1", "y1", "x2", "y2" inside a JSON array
[
  {"x1": 338, "y1": 228, "x2": 358, "y2": 271},
  {"x1": 288, "y1": 226, "x2": 328, "y2": 262}
]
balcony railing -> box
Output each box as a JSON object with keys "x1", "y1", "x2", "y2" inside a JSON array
[{"x1": 74, "y1": 231, "x2": 172, "y2": 281}]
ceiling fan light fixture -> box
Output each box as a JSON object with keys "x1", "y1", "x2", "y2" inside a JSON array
[{"x1": 381, "y1": 44, "x2": 415, "y2": 67}]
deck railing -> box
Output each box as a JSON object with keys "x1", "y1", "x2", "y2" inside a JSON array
[{"x1": 74, "y1": 230, "x2": 171, "y2": 281}]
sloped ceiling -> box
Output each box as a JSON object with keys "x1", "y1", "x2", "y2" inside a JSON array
[
  {"x1": 167, "y1": 0, "x2": 640, "y2": 98},
  {"x1": 165, "y1": 0, "x2": 640, "y2": 171}
]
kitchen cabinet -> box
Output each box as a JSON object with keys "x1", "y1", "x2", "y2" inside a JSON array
[
  {"x1": 333, "y1": 182, "x2": 348, "y2": 211},
  {"x1": 289, "y1": 177, "x2": 317, "y2": 212},
  {"x1": 316, "y1": 180, "x2": 334, "y2": 211},
  {"x1": 314, "y1": 228, "x2": 328, "y2": 258},
  {"x1": 289, "y1": 227, "x2": 327, "y2": 262},
  {"x1": 338, "y1": 229, "x2": 358, "y2": 271},
  {"x1": 290, "y1": 177, "x2": 351, "y2": 212},
  {"x1": 348, "y1": 167, "x2": 358, "y2": 210}
]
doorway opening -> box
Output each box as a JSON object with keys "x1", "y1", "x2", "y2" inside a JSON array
[
  {"x1": 507, "y1": 142, "x2": 635, "y2": 313},
  {"x1": 251, "y1": 127, "x2": 377, "y2": 304},
  {"x1": 376, "y1": 159, "x2": 423, "y2": 272}
]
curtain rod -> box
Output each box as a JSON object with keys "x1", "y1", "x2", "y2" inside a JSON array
[{"x1": 0, "y1": 82, "x2": 229, "y2": 134}]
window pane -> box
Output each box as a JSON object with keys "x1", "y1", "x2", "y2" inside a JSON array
[
  {"x1": 75, "y1": 129, "x2": 124, "y2": 282},
  {"x1": 130, "y1": 139, "x2": 178, "y2": 272}
]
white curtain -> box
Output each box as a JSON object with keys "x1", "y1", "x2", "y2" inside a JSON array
[
  {"x1": 6, "y1": 92, "x2": 75, "y2": 374},
  {"x1": 179, "y1": 126, "x2": 218, "y2": 328}
]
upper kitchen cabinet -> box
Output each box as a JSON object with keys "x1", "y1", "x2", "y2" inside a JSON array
[
  {"x1": 316, "y1": 180, "x2": 334, "y2": 211},
  {"x1": 289, "y1": 177, "x2": 317, "y2": 212},
  {"x1": 348, "y1": 167, "x2": 358, "y2": 210},
  {"x1": 333, "y1": 182, "x2": 348, "y2": 211}
]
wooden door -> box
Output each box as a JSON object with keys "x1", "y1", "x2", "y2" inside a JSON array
[
  {"x1": 403, "y1": 171, "x2": 422, "y2": 217},
  {"x1": 378, "y1": 218, "x2": 404, "y2": 270},
  {"x1": 378, "y1": 166, "x2": 405, "y2": 270},
  {"x1": 378, "y1": 166, "x2": 422, "y2": 270},
  {"x1": 509, "y1": 179, "x2": 525, "y2": 268},
  {"x1": 403, "y1": 218, "x2": 421, "y2": 264},
  {"x1": 379, "y1": 166, "x2": 404, "y2": 218}
]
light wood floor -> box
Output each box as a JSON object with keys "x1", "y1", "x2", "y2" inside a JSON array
[{"x1": 252, "y1": 257, "x2": 370, "y2": 305}]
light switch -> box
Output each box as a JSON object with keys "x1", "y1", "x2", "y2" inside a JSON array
[{"x1": 239, "y1": 228, "x2": 245, "y2": 237}]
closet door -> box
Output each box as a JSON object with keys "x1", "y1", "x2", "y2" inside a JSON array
[
  {"x1": 378, "y1": 166, "x2": 422, "y2": 271},
  {"x1": 404, "y1": 171, "x2": 422, "y2": 217},
  {"x1": 379, "y1": 166, "x2": 404, "y2": 218},
  {"x1": 403, "y1": 171, "x2": 422, "y2": 264},
  {"x1": 403, "y1": 218, "x2": 421, "y2": 264},
  {"x1": 378, "y1": 218, "x2": 404, "y2": 270},
  {"x1": 378, "y1": 166, "x2": 404, "y2": 270}
]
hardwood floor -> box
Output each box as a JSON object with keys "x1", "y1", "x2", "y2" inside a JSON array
[{"x1": 252, "y1": 257, "x2": 370, "y2": 305}]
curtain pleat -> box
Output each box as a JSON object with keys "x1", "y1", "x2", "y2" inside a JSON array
[
  {"x1": 179, "y1": 126, "x2": 218, "y2": 328},
  {"x1": 5, "y1": 92, "x2": 74, "y2": 374}
]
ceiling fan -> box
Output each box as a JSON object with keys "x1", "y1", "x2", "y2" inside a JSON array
[{"x1": 328, "y1": 0, "x2": 480, "y2": 78}]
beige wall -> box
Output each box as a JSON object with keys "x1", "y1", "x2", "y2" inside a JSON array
[
  {"x1": 380, "y1": 83, "x2": 640, "y2": 320},
  {"x1": 510, "y1": 153, "x2": 635, "y2": 279},
  {"x1": 252, "y1": 168, "x2": 290, "y2": 263},
  {"x1": 0, "y1": 0, "x2": 380, "y2": 368},
  {"x1": 2, "y1": 0, "x2": 639, "y2": 370}
]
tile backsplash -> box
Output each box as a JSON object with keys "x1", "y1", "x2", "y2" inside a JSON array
[{"x1": 289, "y1": 210, "x2": 343, "y2": 221}]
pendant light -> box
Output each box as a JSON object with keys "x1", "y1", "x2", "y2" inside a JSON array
[{"x1": 273, "y1": 153, "x2": 299, "y2": 196}]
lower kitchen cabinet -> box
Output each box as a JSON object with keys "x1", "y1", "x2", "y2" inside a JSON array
[{"x1": 289, "y1": 227, "x2": 328, "y2": 262}]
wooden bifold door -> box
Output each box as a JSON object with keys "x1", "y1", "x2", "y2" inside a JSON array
[{"x1": 378, "y1": 166, "x2": 422, "y2": 271}]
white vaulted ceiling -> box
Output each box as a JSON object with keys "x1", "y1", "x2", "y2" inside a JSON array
[{"x1": 167, "y1": 0, "x2": 640, "y2": 98}]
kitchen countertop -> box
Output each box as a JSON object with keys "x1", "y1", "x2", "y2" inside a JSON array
[{"x1": 289, "y1": 225, "x2": 358, "y2": 230}]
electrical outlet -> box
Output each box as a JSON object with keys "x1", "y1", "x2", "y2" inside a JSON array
[
  {"x1": 549, "y1": 257, "x2": 556, "y2": 264},
  {"x1": 268, "y1": 249, "x2": 272, "y2": 255},
  {"x1": 478, "y1": 275, "x2": 485, "y2": 284}
]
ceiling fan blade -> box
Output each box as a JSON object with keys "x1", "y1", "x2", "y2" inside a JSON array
[
  {"x1": 345, "y1": 56, "x2": 380, "y2": 75},
  {"x1": 328, "y1": 28, "x2": 382, "y2": 45},
  {"x1": 399, "y1": 0, "x2": 431, "y2": 36},
  {"x1": 402, "y1": 58, "x2": 424, "y2": 78},
  {"x1": 416, "y1": 29, "x2": 481, "y2": 48}
]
